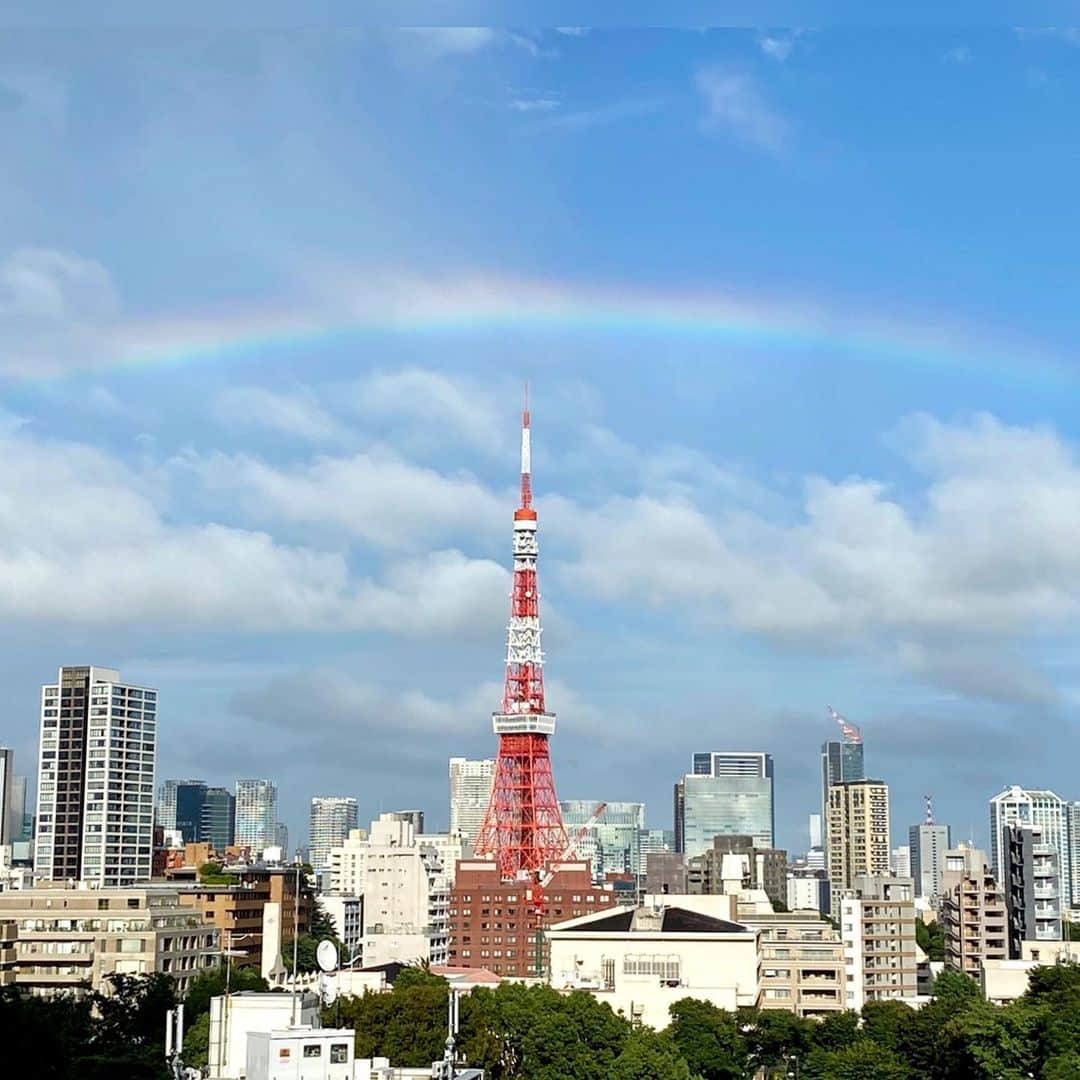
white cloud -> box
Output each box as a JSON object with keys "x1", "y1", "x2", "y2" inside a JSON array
[
  {"x1": 399, "y1": 28, "x2": 497, "y2": 57},
  {"x1": 539, "y1": 96, "x2": 667, "y2": 131},
  {"x1": 554, "y1": 27, "x2": 588, "y2": 37},
  {"x1": 695, "y1": 66, "x2": 789, "y2": 154},
  {"x1": 509, "y1": 96, "x2": 561, "y2": 112},
  {"x1": 211, "y1": 385, "x2": 346, "y2": 443},
  {"x1": 759, "y1": 34, "x2": 795, "y2": 62},
  {"x1": 945, "y1": 45, "x2": 973, "y2": 65}
]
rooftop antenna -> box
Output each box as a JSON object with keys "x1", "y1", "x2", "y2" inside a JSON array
[{"x1": 924, "y1": 794, "x2": 934, "y2": 826}]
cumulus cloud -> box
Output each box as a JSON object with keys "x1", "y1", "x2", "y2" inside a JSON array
[
  {"x1": 398, "y1": 28, "x2": 497, "y2": 57},
  {"x1": 211, "y1": 385, "x2": 346, "y2": 443},
  {"x1": 695, "y1": 66, "x2": 789, "y2": 154}
]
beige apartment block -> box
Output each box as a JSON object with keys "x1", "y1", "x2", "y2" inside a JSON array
[
  {"x1": 940, "y1": 844, "x2": 1008, "y2": 979},
  {"x1": 840, "y1": 876, "x2": 918, "y2": 1010},
  {"x1": 827, "y1": 780, "x2": 891, "y2": 913},
  {"x1": 0, "y1": 919, "x2": 16, "y2": 986},
  {"x1": 0, "y1": 884, "x2": 219, "y2": 998}
]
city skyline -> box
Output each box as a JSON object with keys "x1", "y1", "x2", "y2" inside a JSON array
[{"x1": 7, "y1": 30, "x2": 1080, "y2": 852}]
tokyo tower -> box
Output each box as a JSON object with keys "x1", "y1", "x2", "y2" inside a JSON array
[{"x1": 473, "y1": 394, "x2": 569, "y2": 878}]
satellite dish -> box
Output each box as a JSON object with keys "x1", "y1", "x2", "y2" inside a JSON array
[{"x1": 316, "y1": 940, "x2": 339, "y2": 973}]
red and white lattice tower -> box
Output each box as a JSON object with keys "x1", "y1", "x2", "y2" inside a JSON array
[{"x1": 473, "y1": 396, "x2": 569, "y2": 879}]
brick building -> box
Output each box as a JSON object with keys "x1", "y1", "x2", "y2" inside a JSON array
[{"x1": 448, "y1": 860, "x2": 616, "y2": 978}]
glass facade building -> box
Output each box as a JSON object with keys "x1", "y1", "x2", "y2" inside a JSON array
[
  {"x1": 675, "y1": 752, "x2": 774, "y2": 858},
  {"x1": 200, "y1": 787, "x2": 236, "y2": 851}
]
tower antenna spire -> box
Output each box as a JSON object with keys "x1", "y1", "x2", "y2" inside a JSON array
[{"x1": 520, "y1": 382, "x2": 532, "y2": 510}]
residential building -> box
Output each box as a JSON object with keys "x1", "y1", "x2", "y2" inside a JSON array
[
  {"x1": 787, "y1": 868, "x2": 830, "y2": 914},
  {"x1": 35, "y1": 666, "x2": 158, "y2": 887},
  {"x1": 547, "y1": 900, "x2": 760, "y2": 1029},
  {"x1": 175, "y1": 781, "x2": 209, "y2": 844},
  {"x1": 1002, "y1": 823, "x2": 1062, "y2": 954},
  {"x1": 826, "y1": 780, "x2": 891, "y2": 913},
  {"x1": 560, "y1": 800, "x2": 646, "y2": 878},
  {"x1": 1067, "y1": 801, "x2": 1080, "y2": 913},
  {"x1": 0, "y1": 920, "x2": 15, "y2": 986},
  {"x1": 448, "y1": 758, "x2": 494, "y2": 847},
  {"x1": 155, "y1": 779, "x2": 179, "y2": 832},
  {"x1": 910, "y1": 823, "x2": 951, "y2": 900},
  {"x1": 327, "y1": 828, "x2": 369, "y2": 896},
  {"x1": 686, "y1": 834, "x2": 788, "y2": 908},
  {"x1": 982, "y1": 941, "x2": 1080, "y2": 1004},
  {"x1": 200, "y1": 787, "x2": 236, "y2": 851},
  {"x1": 235, "y1": 780, "x2": 277, "y2": 853},
  {"x1": 839, "y1": 875, "x2": 918, "y2": 1010},
  {"x1": 448, "y1": 859, "x2": 615, "y2": 978},
  {"x1": 0, "y1": 748, "x2": 13, "y2": 845},
  {"x1": 989, "y1": 786, "x2": 1070, "y2": 908},
  {"x1": 176, "y1": 863, "x2": 309, "y2": 972},
  {"x1": 388, "y1": 810, "x2": 424, "y2": 835},
  {"x1": 891, "y1": 844, "x2": 911, "y2": 878},
  {"x1": 320, "y1": 895, "x2": 362, "y2": 961},
  {"x1": 645, "y1": 852, "x2": 687, "y2": 896},
  {"x1": 0, "y1": 884, "x2": 218, "y2": 998},
  {"x1": 420, "y1": 831, "x2": 471, "y2": 889},
  {"x1": 675, "y1": 752, "x2": 774, "y2": 858},
  {"x1": 308, "y1": 797, "x2": 359, "y2": 874},
  {"x1": 272, "y1": 822, "x2": 289, "y2": 856},
  {"x1": 940, "y1": 843, "x2": 1007, "y2": 979},
  {"x1": 360, "y1": 814, "x2": 448, "y2": 968}
]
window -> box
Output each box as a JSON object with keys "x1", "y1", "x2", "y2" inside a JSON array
[
  {"x1": 303, "y1": 1044, "x2": 322, "y2": 1058},
  {"x1": 330, "y1": 1044, "x2": 349, "y2": 1063}
]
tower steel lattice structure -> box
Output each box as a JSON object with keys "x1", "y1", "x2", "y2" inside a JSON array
[{"x1": 474, "y1": 397, "x2": 569, "y2": 879}]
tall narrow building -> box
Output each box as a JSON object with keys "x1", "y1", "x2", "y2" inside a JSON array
[
  {"x1": 910, "y1": 821, "x2": 951, "y2": 900},
  {"x1": 0, "y1": 748, "x2": 13, "y2": 846},
  {"x1": 826, "y1": 779, "x2": 891, "y2": 913},
  {"x1": 448, "y1": 757, "x2": 494, "y2": 846},
  {"x1": 235, "y1": 779, "x2": 278, "y2": 853},
  {"x1": 35, "y1": 666, "x2": 158, "y2": 887},
  {"x1": 988, "y1": 786, "x2": 1069, "y2": 909},
  {"x1": 309, "y1": 796, "x2": 359, "y2": 873},
  {"x1": 200, "y1": 787, "x2": 236, "y2": 851},
  {"x1": 821, "y1": 707, "x2": 864, "y2": 847},
  {"x1": 474, "y1": 399, "x2": 569, "y2": 876}
]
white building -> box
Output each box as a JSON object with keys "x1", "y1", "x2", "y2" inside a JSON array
[
  {"x1": 309, "y1": 797, "x2": 359, "y2": 874},
  {"x1": 448, "y1": 758, "x2": 494, "y2": 847},
  {"x1": 205, "y1": 991, "x2": 321, "y2": 1079},
  {"x1": 420, "y1": 831, "x2": 471, "y2": 889},
  {"x1": 0, "y1": 748, "x2": 13, "y2": 846},
  {"x1": 361, "y1": 814, "x2": 448, "y2": 968},
  {"x1": 320, "y1": 894, "x2": 362, "y2": 960},
  {"x1": 989, "y1": 786, "x2": 1070, "y2": 909},
  {"x1": 839, "y1": 876, "x2": 918, "y2": 1011},
  {"x1": 786, "y1": 868, "x2": 829, "y2": 913},
  {"x1": 909, "y1": 824, "x2": 950, "y2": 900},
  {"x1": 1067, "y1": 801, "x2": 1080, "y2": 912},
  {"x1": 35, "y1": 666, "x2": 157, "y2": 887},
  {"x1": 547, "y1": 900, "x2": 760, "y2": 1030},
  {"x1": 891, "y1": 844, "x2": 911, "y2": 878},
  {"x1": 235, "y1": 779, "x2": 278, "y2": 853},
  {"x1": 327, "y1": 828, "x2": 369, "y2": 896}
]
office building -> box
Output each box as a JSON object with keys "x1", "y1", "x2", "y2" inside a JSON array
[
  {"x1": 560, "y1": 800, "x2": 646, "y2": 878},
  {"x1": 1002, "y1": 823, "x2": 1062, "y2": 954},
  {"x1": 273, "y1": 822, "x2": 289, "y2": 856},
  {"x1": 9, "y1": 775, "x2": 30, "y2": 844},
  {"x1": 686, "y1": 834, "x2": 788, "y2": 908},
  {"x1": 989, "y1": 786, "x2": 1069, "y2": 908},
  {"x1": 675, "y1": 752, "x2": 774, "y2": 858},
  {"x1": 637, "y1": 827, "x2": 676, "y2": 875},
  {"x1": 821, "y1": 735, "x2": 864, "y2": 829},
  {"x1": 200, "y1": 787, "x2": 236, "y2": 851},
  {"x1": 910, "y1": 823, "x2": 951, "y2": 900},
  {"x1": 448, "y1": 758, "x2": 494, "y2": 847},
  {"x1": 826, "y1": 780, "x2": 891, "y2": 913},
  {"x1": 448, "y1": 859, "x2": 615, "y2": 978},
  {"x1": 35, "y1": 666, "x2": 157, "y2": 887},
  {"x1": 308, "y1": 797, "x2": 359, "y2": 874},
  {"x1": 360, "y1": 814, "x2": 448, "y2": 968},
  {"x1": 547, "y1": 901, "x2": 760, "y2": 1030},
  {"x1": 175, "y1": 780, "x2": 209, "y2": 844},
  {"x1": 839, "y1": 875, "x2": 918, "y2": 1010},
  {"x1": 940, "y1": 843, "x2": 1007, "y2": 979},
  {"x1": 645, "y1": 852, "x2": 687, "y2": 896},
  {"x1": 1067, "y1": 801, "x2": 1080, "y2": 913},
  {"x1": 0, "y1": 748, "x2": 13, "y2": 845},
  {"x1": 0, "y1": 884, "x2": 218, "y2": 998},
  {"x1": 235, "y1": 780, "x2": 278, "y2": 853},
  {"x1": 891, "y1": 845, "x2": 911, "y2": 878}
]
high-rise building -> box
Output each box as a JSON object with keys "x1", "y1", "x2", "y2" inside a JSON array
[
  {"x1": 891, "y1": 845, "x2": 911, "y2": 878},
  {"x1": 988, "y1": 786, "x2": 1069, "y2": 908},
  {"x1": 273, "y1": 822, "x2": 289, "y2": 856},
  {"x1": 200, "y1": 787, "x2": 235, "y2": 851},
  {"x1": 1068, "y1": 801, "x2": 1080, "y2": 913},
  {"x1": 909, "y1": 823, "x2": 951, "y2": 900},
  {"x1": 839, "y1": 875, "x2": 917, "y2": 1010},
  {"x1": 9, "y1": 775, "x2": 30, "y2": 843},
  {"x1": 826, "y1": 780, "x2": 890, "y2": 913},
  {"x1": 235, "y1": 779, "x2": 277, "y2": 853},
  {"x1": 1002, "y1": 823, "x2": 1062, "y2": 954},
  {"x1": 821, "y1": 707, "x2": 865, "y2": 828},
  {"x1": 474, "y1": 404, "x2": 570, "y2": 878},
  {"x1": 560, "y1": 800, "x2": 646, "y2": 878},
  {"x1": 309, "y1": 797, "x2": 359, "y2": 873},
  {"x1": 175, "y1": 780, "x2": 209, "y2": 844},
  {"x1": 156, "y1": 779, "x2": 179, "y2": 831},
  {"x1": 674, "y1": 752, "x2": 774, "y2": 858},
  {"x1": 448, "y1": 758, "x2": 494, "y2": 847},
  {"x1": 35, "y1": 666, "x2": 157, "y2": 887},
  {"x1": 0, "y1": 748, "x2": 13, "y2": 845},
  {"x1": 940, "y1": 843, "x2": 1007, "y2": 978}
]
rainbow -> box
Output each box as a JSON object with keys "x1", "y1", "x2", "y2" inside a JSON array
[{"x1": 86, "y1": 273, "x2": 1064, "y2": 382}]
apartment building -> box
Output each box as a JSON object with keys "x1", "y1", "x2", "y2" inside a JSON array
[
  {"x1": 826, "y1": 780, "x2": 891, "y2": 914},
  {"x1": 0, "y1": 920, "x2": 15, "y2": 986},
  {"x1": 940, "y1": 843, "x2": 1007, "y2": 979},
  {"x1": 839, "y1": 875, "x2": 918, "y2": 1010},
  {"x1": 686, "y1": 834, "x2": 788, "y2": 908},
  {"x1": 0, "y1": 885, "x2": 218, "y2": 998},
  {"x1": 1002, "y1": 823, "x2": 1063, "y2": 954}
]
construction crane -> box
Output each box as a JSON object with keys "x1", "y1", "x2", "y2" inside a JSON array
[
  {"x1": 529, "y1": 802, "x2": 608, "y2": 976},
  {"x1": 827, "y1": 705, "x2": 862, "y2": 745}
]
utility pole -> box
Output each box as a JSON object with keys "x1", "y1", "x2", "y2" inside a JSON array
[{"x1": 164, "y1": 1003, "x2": 184, "y2": 1080}]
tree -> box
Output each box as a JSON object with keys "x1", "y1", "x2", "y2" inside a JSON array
[
  {"x1": 183, "y1": 962, "x2": 268, "y2": 1025},
  {"x1": 667, "y1": 998, "x2": 750, "y2": 1080},
  {"x1": 1024, "y1": 961, "x2": 1080, "y2": 1001},
  {"x1": 809, "y1": 1010, "x2": 862, "y2": 1052},
  {"x1": 860, "y1": 999, "x2": 916, "y2": 1054},
  {"x1": 802, "y1": 1040, "x2": 911, "y2": 1080},
  {"x1": 198, "y1": 861, "x2": 232, "y2": 885},
  {"x1": 916, "y1": 919, "x2": 946, "y2": 963},
  {"x1": 610, "y1": 1031, "x2": 695, "y2": 1080}
]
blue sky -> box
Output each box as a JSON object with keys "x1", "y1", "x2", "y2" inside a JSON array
[{"x1": 5, "y1": 26, "x2": 1080, "y2": 854}]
